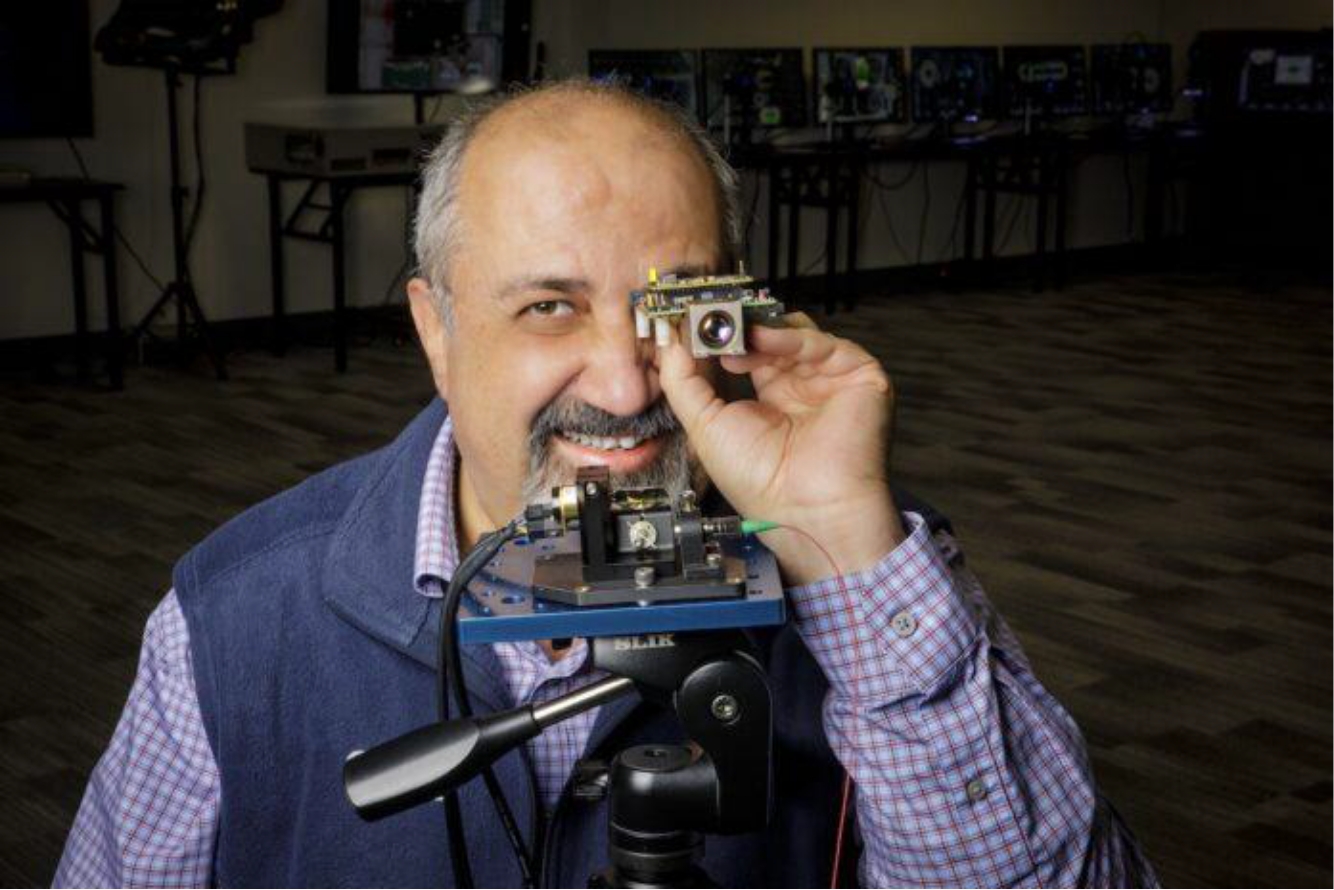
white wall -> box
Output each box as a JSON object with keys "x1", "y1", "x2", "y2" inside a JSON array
[{"x1": 0, "y1": 0, "x2": 1327, "y2": 340}]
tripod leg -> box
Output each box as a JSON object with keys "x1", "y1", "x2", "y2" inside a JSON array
[
  {"x1": 132, "y1": 284, "x2": 177, "y2": 344},
  {"x1": 178, "y1": 281, "x2": 228, "y2": 381}
]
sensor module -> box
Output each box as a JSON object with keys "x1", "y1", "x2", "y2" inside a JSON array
[{"x1": 631, "y1": 265, "x2": 786, "y2": 358}]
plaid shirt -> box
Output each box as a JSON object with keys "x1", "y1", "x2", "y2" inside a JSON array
[{"x1": 55, "y1": 417, "x2": 1155, "y2": 887}]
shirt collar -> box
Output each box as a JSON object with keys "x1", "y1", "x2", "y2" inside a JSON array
[{"x1": 413, "y1": 414, "x2": 461, "y2": 598}]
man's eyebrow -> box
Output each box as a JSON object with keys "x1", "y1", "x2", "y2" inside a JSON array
[
  {"x1": 493, "y1": 276, "x2": 590, "y2": 301},
  {"x1": 493, "y1": 264, "x2": 719, "y2": 301}
]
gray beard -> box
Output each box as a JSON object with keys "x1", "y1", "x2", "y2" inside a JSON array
[{"x1": 520, "y1": 397, "x2": 704, "y2": 506}]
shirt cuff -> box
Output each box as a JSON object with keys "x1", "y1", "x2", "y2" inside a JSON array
[{"x1": 786, "y1": 511, "x2": 983, "y2": 699}]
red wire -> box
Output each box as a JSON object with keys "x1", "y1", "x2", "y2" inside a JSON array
[
  {"x1": 766, "y1": 523, "x2": 857, "y2": 890},
  {"x1": 830, "y1": 772, "x2": 854, "y2": 889}
]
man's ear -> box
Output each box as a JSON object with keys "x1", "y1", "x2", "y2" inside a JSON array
[{"x1": 407, "y1": 277, "x2": 451, "y2": 399}]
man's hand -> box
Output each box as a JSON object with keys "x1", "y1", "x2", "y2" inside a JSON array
[{"x1": 657, "y1": 312, "x2": 905, "y2": 585}]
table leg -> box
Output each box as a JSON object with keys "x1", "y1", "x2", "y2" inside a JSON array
[
  {"x1": 331, "y1": 182, "x2": 348, "y2": 373},
  {"x1": 99, "y1": 193, "x2": 123, "y2": 390},
  {"x1": 786, "y1": 168, "x2": 800, "y2": 302},
  {"x1": 1034, "y1": 156, "x2": 1050, "y2": 293},
  {"x1": 981, "y1": 155, "x2": 997, "y2": 286},
  {"x1": 823, "y1": 160, "x2": 839, "y2": 315},
  {"x1": 766, "y1": 161, "x2": 780, "y2": 284},
  {"x1": 65, "y1": 199, "x2": 90, "y2": 383},
  {"x1": 844, "y1": 159, "x2": 861, "y2": 311},
  {"x1": 1054, "y1": 151, "x2": 1069, "y2": 290},
  {"x1": 268, "y1": 175, "x2": 287, "y2": 356},
  {"x1": 963, "y1": 156, "x2": 978, "y2": 269}
]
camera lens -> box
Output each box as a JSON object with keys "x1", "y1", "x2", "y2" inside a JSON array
[{"x1": 697, "y1": 310, "x2": 737, "y2": 349}]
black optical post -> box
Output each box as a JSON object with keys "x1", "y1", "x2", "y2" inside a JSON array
[{"x1": 129, "y1": 66, "x2": 227, "y2": 379}]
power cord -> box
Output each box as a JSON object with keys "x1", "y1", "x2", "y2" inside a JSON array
[{"x1": 439, "y1": 520, "x2": 536, "y2": 887}]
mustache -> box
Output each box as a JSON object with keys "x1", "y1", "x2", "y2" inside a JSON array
[{"x1": 528, "y1": 397, "x2": 681, "y2": 447}]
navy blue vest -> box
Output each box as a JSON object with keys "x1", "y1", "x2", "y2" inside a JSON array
[{"x1": 174, "y1": 399, "x2": 948, "y2": 888}]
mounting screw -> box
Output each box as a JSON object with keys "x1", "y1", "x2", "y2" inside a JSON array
[
  {"x1": 585, "y1": 482, "x2": 599, "y2": 496},
  {"x1": 711, "y1": 694, "x2": 740, "y2": 723}
]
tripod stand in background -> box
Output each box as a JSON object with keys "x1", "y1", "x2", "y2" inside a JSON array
[{"x1": 95, "y1": 0, "x2": 284, "y2": 379}]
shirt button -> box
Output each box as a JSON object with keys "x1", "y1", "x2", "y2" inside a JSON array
[
  {"x1": 890, "y1": 610, "x2": 917, "y2": 638},
  {"x1": 966, "y1": 778, "x2": 989, "y2": 801}
]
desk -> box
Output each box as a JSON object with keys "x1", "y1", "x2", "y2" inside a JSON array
[
  {"x1": 734, "y1": 137, "x2": 991, "y2": 312},
  {"x1": 735, "y1": 126, "x2": 1204, "y2": 309},
  {"x1": 0, "y1": 178, "x2": 124, "y2": 388},
  {"x1": 257, "y1": 170, "x2": 416, "y2": 372}
]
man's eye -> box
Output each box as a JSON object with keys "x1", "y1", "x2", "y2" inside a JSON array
[{"x1": 523, "y1": 300, "x2": 575, "y2": 318}]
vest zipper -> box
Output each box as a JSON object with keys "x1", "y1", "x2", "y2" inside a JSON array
[{"x1": 537, "y1": 782, "x2": 570, "y2": 887}]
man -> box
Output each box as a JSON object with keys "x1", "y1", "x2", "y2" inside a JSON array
[{"x1": 56, "y1": 80, "x2": 1156, "y2": 887}]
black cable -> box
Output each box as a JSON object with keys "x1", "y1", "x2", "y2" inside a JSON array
[
  {"x1": 874, "y1": 185, "x2": 911, "y2": 265},
  {"x1": 65, "y1": 138, "x2": 167, "y2": 292},
  {"x1": 863, "y1": 160, "x2": 920, "y2": 192},
  {"x1": 439, "y1": 521, "x2": 535, "y2": 887},
  {"x1": 864, "y1": 161, "x2": 922, "y2": 266},
  {"x1": 743, "y1": 171, "x2": 763, "y2": 257}
]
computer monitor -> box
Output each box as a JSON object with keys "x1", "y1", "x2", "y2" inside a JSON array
[
  {"x1": 326, "y1": 0, "x2": 528, "y2": 94},
  {"x1": 1236, "y1": 37, "x2": 1331, "y2": 114},
  {"x1": 588, "y1": 49, "x2": 699, "y2": 115},
  {"x1": 1003, "y1": 45, "x2": 1088, "y2": 117},
  {"x1": 1090, "y1": 43, "x2": 1173, "y2": 115},
  {"x1": 701, "y1": 48, "x2": 808, "y2": 132},
  {"x1": 0, "y1": 0, "x2": 93, "y2": 138},
  {"x1": 910, "y1": 47, "x2": 1000, "y2": 124},
  {"x1": 813, "y1": 48, "x2": 906, "y2": 124}
]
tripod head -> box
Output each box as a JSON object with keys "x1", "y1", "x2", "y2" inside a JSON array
[{"x1": 345, "y1": 629, "x2": 773, "y2": 887}]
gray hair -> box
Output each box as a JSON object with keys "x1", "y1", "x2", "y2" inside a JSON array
[{"x1": 413, "y1": 78, "x2": 744, "y2": 324}]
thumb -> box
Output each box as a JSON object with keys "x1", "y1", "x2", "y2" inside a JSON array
[{"x1": 656, "y1": 320, "x2": 724, "y2": 438}]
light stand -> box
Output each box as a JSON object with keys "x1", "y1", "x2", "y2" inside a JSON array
[{"x1": 130, "y1": 66, "x2": 227, "y2": 379}]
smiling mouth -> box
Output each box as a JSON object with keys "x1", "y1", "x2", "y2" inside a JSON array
[
  {"x1": 551, "y1": 429, "x2": 666, "y2": 472},
  {"x1": 559, "y1": 430, "x2": 650, "y2": 451}
]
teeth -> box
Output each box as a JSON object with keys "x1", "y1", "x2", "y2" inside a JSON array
[{"x1": 561, "y1": 431, "x2": 646, "y2": 450}]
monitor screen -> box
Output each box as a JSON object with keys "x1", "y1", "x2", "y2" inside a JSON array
[
  {"x1": 1090, "y1": 44, "x2": 1173, "y2": 114},
  {"x1": 588, "y1": 49, "x2": 699, "y2": 115},
  {"x1": 701, "y1": 48, "x2": 808, "y2": 130},
  {"x1": 0, "y1": 0, "x2": 93, "y2": 138},
  {"x1": 813, "y1": 48, "x2": 906, "y2": 124},
  {"x1": 1237, "y1": 40, "x2": 1331, "y2": 114},
  {"x1": 1003, "y1": 45, "x2": 1088, "y2": 117},
  {"x1": 327, "y1": 0, "x2": 515, "y2": 94},
  {"x1": 910, "y1": 47, "x2": 1000, "y2": 124}
]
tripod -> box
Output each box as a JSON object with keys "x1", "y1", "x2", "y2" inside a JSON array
[
  {"x1": 344, "y1": 629, "x2": 774, "y2": 888},
  {"x1": 131, "y1": 66, "x2": 228, "y2": 379}
]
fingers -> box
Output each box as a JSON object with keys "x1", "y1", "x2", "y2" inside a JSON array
[{"x1": 655, "y1": 317, "x2": 725, "y2": 435}]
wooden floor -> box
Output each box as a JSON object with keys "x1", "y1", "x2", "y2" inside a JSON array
[{"x1": 1, "y1": 272, "x2": 1329, "y2": 886}]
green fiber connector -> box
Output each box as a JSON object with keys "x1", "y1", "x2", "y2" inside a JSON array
[{"x1": 739, "y1": 519, "x2": 780, "y2": 535}]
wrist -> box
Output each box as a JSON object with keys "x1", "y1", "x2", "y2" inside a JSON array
[{"x1": 762, "y1": 490, "x2": 906, "y2": 586}]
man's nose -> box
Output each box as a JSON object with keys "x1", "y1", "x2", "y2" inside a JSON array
[{"x1": 575, "y1": 312, "x2": 660, "y2": 419}]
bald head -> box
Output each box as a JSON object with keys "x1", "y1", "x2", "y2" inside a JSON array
[{"x1": 413, "y1": 79, "x2": 741, "y2": 318}]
